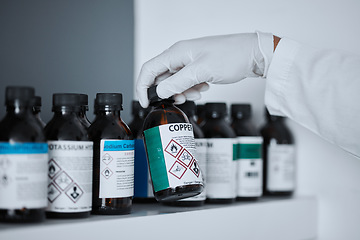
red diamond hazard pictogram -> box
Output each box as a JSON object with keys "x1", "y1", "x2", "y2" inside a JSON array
[
  {"x1": 101, "y1": 167, "x2": 113, "y2": 179},
  {"x1": 54, "y1": 171, "x2": 73, "y2": 191},
  {"x1": 65, "y1": 183, "x2": 83, "y2": 203},
  {"x1": 165, "y1": 139, "x2": 183, "y2": 158},
  {"x1": 169, "y1": 161, "x2": 187, "y2": 179},
  {"x1": 177, "y1": 149, "x2": 193, "y2": 167},
  {"x1": 189, "y1": 159, "x2": 200, "y2": 178},
  {"x1": 102, "y1": 153, "x2": 113, "y2": 165},
  {"x1": 48, "y1": 159, "x2": 61, "y2": 179},
  {"x1": 48, "y1": 183, "x2": 61, "y2": 203}
]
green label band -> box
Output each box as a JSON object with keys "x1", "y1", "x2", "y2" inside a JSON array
[{"x1": 237, "y1": 143, "x2": 262, "y2": 159}]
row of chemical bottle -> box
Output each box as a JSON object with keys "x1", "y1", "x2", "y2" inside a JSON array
[{"x1": 0, "y1": 86, "x2": 295, "y2": 223}]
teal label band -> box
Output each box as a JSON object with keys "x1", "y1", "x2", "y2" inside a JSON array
[
  {"x1": 143, "y1": 126, "x2": 169, "y2": 192},
  {"x1": 103, "y1": 140, "x2": 135, "y2": 151},
  {"x1": 0, "y1": 142, "x2": 48, "y2": 154},
  {"x1": 238, "y1": 144, "x2": 262, "y2": 159}
]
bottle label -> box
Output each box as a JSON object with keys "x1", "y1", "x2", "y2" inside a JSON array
[
  {"x1": 134, "y1": 139, "x2": 153, "y2": 199},
  {"x1": 236, "y1": 137, "x2": 263, "y2": 197},
  {"x1": 99, "y1": 139, "x2": 134, "y2": 198},
  {"x1": 143, "y1": 123, "x2": 204, "y2": 193},
  {"x1": 206, "y1": 138, "x2": 237, "y2": 199},
  {"x1": 47, "y1": 141, "x2": 93, "y2": 213},
  {"x1": 0, "y1": 142, "x2": 48, "y2": 209},
  {"x1": 267, "y1": 144, "x2": 295, "y2": 191},
  {"x1": 179, "y1": 138, "x2": 207, "y2": 202}
]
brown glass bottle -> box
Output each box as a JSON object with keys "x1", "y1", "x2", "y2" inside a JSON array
[
  {"x1": 143, "y1": 86, "x2": 204, "y2": 202},
  {"x1": 31, "y1": 96, "x2": 46, "y2": 128},
  {"x1": 128, "y1": 101, "x2": 155, "y2": 203},
  {"x1": 231, "y1": 104, "x2": 263, "y2": 201},
  {"x1": 260, "y1": 109, "x2": 295, "y2": 196},
  {"x1": 0, "y1": 86, "x2": 47, "y2": 223},
  {"x1": 201, "y1": 102, "x2": 236, "y2": 204},
  {"x1": 45, "y1": 93, "x2": 92, "y2": 219},
  {"x1": 88, "y1": 93, "x2": 134, "y2": 215}
]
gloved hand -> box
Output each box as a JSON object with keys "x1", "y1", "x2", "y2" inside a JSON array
[{"x1": 136, "y1": 31, "x2": 274, "y2": 108}]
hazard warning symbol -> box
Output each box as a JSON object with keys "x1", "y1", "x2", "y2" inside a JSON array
[
  {"x1": 65, "y1": 183, "x2": 83, "y2": 203},
  {"x1": 102, "y1": 153, "x2": 113, "y2": 165},
  {"x1": 177, "y1": 149, "x2": 193, "y2": 167},
  {"x1": 48, "y1": 159, "x2": 61, "y2": 179},
  {"x1": 101, "y1": 167, "x2": 113, "y2": 179},
  {"x1": 54, "y1": 171, "x2": 73, "y2": 191},
  {"x1": 165, "y1": 139, "x2": 183, "y2": 158},
  {"x1": 189, "y1": 159, "x2": 200, "y2": 178},
  {"x1": 48, "y1": 183, "x2": 61, "y2": 203},
  {"x1": 169, "y1": 161, "x2": 187, "y2": 179}
]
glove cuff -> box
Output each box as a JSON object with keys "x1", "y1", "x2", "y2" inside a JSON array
[{"x1": 255, "y1": 31, "x2": 274, "y2": 77}]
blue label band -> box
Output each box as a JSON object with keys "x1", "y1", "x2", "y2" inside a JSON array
[
  {"x1": 103, "y1": 140, "x2": 135, "y2": 151},
  {"x1": 0, "y1": 142, "x2": 48, "y2": 154}
]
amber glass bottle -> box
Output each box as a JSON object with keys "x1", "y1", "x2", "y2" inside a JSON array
[
  {"x1": 260, "y1": 109, "x2": 295, "y2": 196},
  {"x1": 142, "y1": 86, "x2": 204, "y2": 202},
  {"x1": 88, "y1": 93, "x2": 134, "y2": 214},
  {"x1": 128, "y1": 101, "x2": 154, "y2": 202},
  {"x1": 201, "y1": 102, "x2": 237, "y2": 203},
  {"x1": 45, "y1": 93, "x2": 93, "y2": 219},
  {"x1": 173, "y1": 101, "x2": 207, "y2": 206},
  {"x1": 0, "y1": 86, "x2": 48, "y2": 223},
  {"x1": 231, "y1": 104, "x2": 263, "y2": 201}
]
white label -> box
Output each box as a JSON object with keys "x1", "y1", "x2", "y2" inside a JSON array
[
  {"x1": 47, "y1": 141, "x2": 93, "y2": 213},
  {"x1": 236, "y1": 137, "x2": 263, "y2": 197},
  {"x1": 179, "y1": 138, "x2": 207, "y2": 202},
  {"x1": 267, "y1": 143, "x2": 295, "y2": 191},
  {"x1": 99, "y1": 139, "x2": 134, "y2": 198},
  {"x1": 143, "y1": 123, "x2": 204, "y2": 193},
  {"x1": 0, "y1": 142, "x2": 48, "y2": 209},
  {"x1": 206, "y1": 138, "x2": 237, "y2": 199}
]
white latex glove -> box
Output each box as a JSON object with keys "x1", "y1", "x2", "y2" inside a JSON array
[{"x1": 136, "y1": 31, "x2": 274, "y2": 108}]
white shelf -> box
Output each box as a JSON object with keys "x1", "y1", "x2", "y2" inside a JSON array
[{"x1": 0, "y1": 196, "x2": 317, "y2": 240}]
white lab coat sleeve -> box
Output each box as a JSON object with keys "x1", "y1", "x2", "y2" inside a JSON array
[{"x1": 265, "y1": 38, "x2": 360, "y2": 158}]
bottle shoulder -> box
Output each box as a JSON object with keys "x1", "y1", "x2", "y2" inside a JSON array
[
  {"x1": 201, "y1": 118, "x2": 236, "y2": 138},
  {"x1": 260, "y1": 122, "x2": 294, "y2": 144},
  {"x1": 143, "y1": 105, "x2": 188, "y2": 131},
  {"x1": 88, "y1": 116, "x2": 133, "y2": 140},
  {"x1": 231, "y1": 120, "x2": 258, "y2": 136},
  {"x1": 45, "y1": 116, "x2": 89, "y2": 141}
]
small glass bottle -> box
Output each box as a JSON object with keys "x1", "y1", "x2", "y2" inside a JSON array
[
  {"x1": 31, "y1": 96, "x2": 46, "y2": 127},
  {"x1": 142, "y1": 86, "x2": 204, "y2": 202},
  {"x1": 174, "y1": 101, "x2": 207, "y2": 206},
  {"x1": 201, "y1": 102, "x2": 237, "y2": 203},
  {"x1": 45, "y1": 93, "x2": 93, "y2": 218},
  {"x1": 88, "y1": 93, "x2": 134, "y2": 215},
  {"x1": 231, "y1": 104, "x2": 263, "y2": 201},
  {"x1": 78, "y1": 94, "x2": 91, "y2": 128},
  {"x1": 0, "y1": 86, "x2": 48, "y2": 223},
  {"x1": 260, "y1": 109, "x2": 295, "y2": 196},
  {"x1": 128, "y1": 101, "x2": 155, "y2": 202},
  {"x1": 196, "y1": 104, "x2": 205, "y2": 126}
]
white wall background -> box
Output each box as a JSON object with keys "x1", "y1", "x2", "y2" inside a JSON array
[{"x1": 134, "y1": 0, "x2": 360, "y2": 239}]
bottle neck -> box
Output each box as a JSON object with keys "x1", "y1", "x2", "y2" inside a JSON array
[
  {"x1": 6, "y1": 105, "x2": 32, "y2": 116},
  {"x1": 95, "y1": 109, "x2": 121, "y2": 118},
  {"x1": 53, "y1": 107, "x2": 81, "y2": 117},
  {"x1": 150, "y1": 99, "x2": 174, "y2": 108}
]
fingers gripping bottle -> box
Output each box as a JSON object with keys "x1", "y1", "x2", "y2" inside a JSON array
[
  {"x1": 128, "y1": 101, "x2": 154, "y2": 202},
  {"x1": 45, "y1": 93, "x2": 93, "y2": 218},
  {"x1": 0, "y1": 87, "x2": 48, "y2": 223},
  {"x1": 201, "y1": 102, "x2": 237, "y2": 204},
  {"x1": 88, "y1": 93, "x2": 134, "y2": 214},
  {"x1": 260, "y1": 109, "x2": 295, "y2": 196},
  {"x1": 231, "y1": 104, "x2": 263, "y2": 201},
  {"x1": 174, "y1": 101, "x2": 207, "y2": 206},
  {"x1": 142, "y1": 86, "x2": 204, "y2": 202}
]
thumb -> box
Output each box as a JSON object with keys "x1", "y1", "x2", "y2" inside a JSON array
[{"x1": 156, "y1": 62, "x2": 209, "y2": 99}]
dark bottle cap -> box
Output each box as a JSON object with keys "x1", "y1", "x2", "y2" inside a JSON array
[
  {"x1": 231, "y1": 104, "x2": 251, "y2": 120},
  {"x1": 79, "y1": 94, "x2": 89, "y2": 111},
  {"x1": 205, "y1": 102, "x2": 227, "y2": 118},
  {"x1": 31, "y1": 96, "x2": 42, "y2": 107},
  {"x1": 147, "y1": 85, "x2": 174, "y2": 103},
  {"x1": 94, "y1": 93, "x2": 123, "y2": 111},
  {"x1": 53, "y1": 93, "x2": 81, "y2": 107},
  {"x1": 132, "y1": 100, "x2": 149, "y2": 117},
  {"x1": 5, "y1": 86, "x2": 35, "y2": 106},
  {"x1": 176, "y1": 101, "x2": 196, "y2": 117}
]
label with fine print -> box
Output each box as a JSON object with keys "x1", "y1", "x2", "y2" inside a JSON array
[
  {"x1": 143, "y1": 123, "x2": 204, "y2": 193},
  {"x1": 47, "y1": 141, "x2": 93, "y2": 213},
  {"x1": 0, "y1": 142, "x2": 48, "y2": 209},
  {"x1": 99, "y1": 139, "x2": 134, "y2": 198}
]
